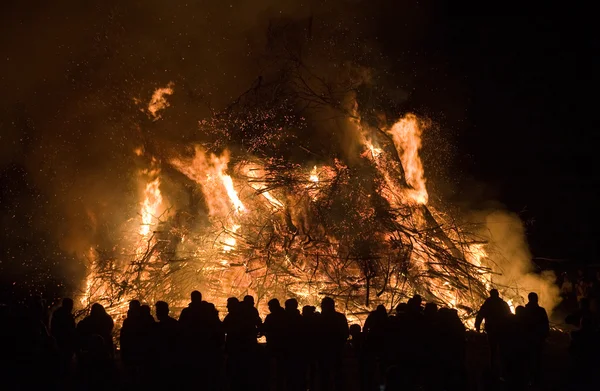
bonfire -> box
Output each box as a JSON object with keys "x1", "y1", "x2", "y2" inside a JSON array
[{"x1": 79, "y1": 60, "x2": 524, "y2": 326}]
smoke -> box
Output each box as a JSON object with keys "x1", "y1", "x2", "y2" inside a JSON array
[{"x1": 478, "y1": 210, "x2": 560, "y2": 314}]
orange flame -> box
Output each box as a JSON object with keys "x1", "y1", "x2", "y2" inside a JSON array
[
  {"x1": 140, "y1": 174, "x2": 163, "y2": 236},
  {"x1": 388, "y1": 114, "x2": 428, "y2": 204}
]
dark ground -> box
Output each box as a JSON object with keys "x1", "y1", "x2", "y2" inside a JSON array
[{"x1": 47, "y1": 329, "x2": 573, "y2": 391}]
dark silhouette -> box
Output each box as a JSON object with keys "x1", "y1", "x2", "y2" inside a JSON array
[
  {"x1": 224, "y1": 297, "x2": 260, "y2": 391},
  {"x1": 242, "y1": 294, "x2": 262, "y2": 333},
  {"x1": 149, "y1": 300, "x2": 178, "y2": 387},
  {"x1": 77, "y1": 303, "x2": 114, "y2": 356},
  {"x1": 263, "y1": 298, "x2": 288, "y2": 390},
  {"x1": 438, "y1": 308, "x2": 467, "y2": 391},
  {"x1": 475, "y1": 289, "x2": 511, "y2": 375},
  {"x1": 349, "y1": 323, "x2": 368, "y2": 391},
  {"x1": 284, "y1": 298, "x2": 305, "y2": 391},
  {"x1": 503, "y1": 305, "x2": 529, "y2": 389},
  {"x1": 120, "y1": 300, "x2": 142, "y2": 369},
  {"x1": 317, "y1": 297, "x2": 349, "y2": 391},
  {"x1": 301, "y1": 305, "x2": 320, "y2": 391},
  {"x1": 76, "y1": 303, "x2": 115, "y2": 389},
  {"x1": 524, "y1": 292, "x2": 549, "y2": 385},
  {"x1": 179, "y1": 291, "x2": 223, "y2": 391},
  {"x1": 363, "y1": 304, "x2": 387, "y2": 390},
  {"x1": 51, "y1": 298, "x2": 76, "y2": 375}
]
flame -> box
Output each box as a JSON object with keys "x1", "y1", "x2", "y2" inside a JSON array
[
  {"x1": 140, "y1": 174, "x2": 163, "y2": 236},
  {"x1": 388, "y1": 114, "x2": 428, "y2": 204},
  {"x1": 148, "y1": 82, "x2": 174, "y2": 120},
  {"x1": 507, "y1": 299, "x2": 516, "y2": 314},
  {"x1": 309, "y1": 166, "x2": 319, "y2": 183},
  {"x1": 221, "y1": 175, "x2": 245, "y2": 214},
  {"x1": 223, "y1": 224, "x2": 241, "y2": 252}
]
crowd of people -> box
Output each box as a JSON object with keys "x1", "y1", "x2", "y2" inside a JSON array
[{"x1": 0, "y1": 287, "x2": 591, "y2": 390}]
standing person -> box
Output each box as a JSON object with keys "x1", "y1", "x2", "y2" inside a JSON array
[
  {"x1": 317, "y1": 297, "x2": 349, "y2": 391},
  {"x1": 363, "y1": 304, "x2": 388, "y2": 391},
  {"x1": 284, "y1": 298, "x2": 304, "y2": 391},
  {"x1": 153, "y1": 301, "x2": 179, "y2": 373},
  {"x1": 475, "y1": 289, "x2": 511, "y2": 376},
  {"x1": 76, "y1": 303, "x2": 115, "y2": 389},
  {"x1": 301, "y1": 305, "x2": 320, "y2": 391},
  {"x1": 523, "y1": 292, "x2": 549, "y2": 386},
  {"x1": 51, "y1": 298, "x2": 77, "y2": 376},
  {"x1": 263, "y1": 298, "x2": 288, "y2": 391},
  {"x1": 179, "y1": 291, "x2": 223, "y2": 391},
  {"x1": 242, "y1": 295, "x2": 263, "y2": 334},
  {"x1": 120, "y1": 300, "x2": 142, "y2": 370}
]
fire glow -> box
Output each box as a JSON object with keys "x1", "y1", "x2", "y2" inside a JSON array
[{"x1": 79, "y1": 83, "x2": 550, "y2": 326}]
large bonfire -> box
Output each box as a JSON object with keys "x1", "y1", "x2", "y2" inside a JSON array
[{"x1": 79, "y1": 63, "x2": 536, "y2": 326}]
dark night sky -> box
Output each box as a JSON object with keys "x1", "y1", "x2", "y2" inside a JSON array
[
  {"x1": 1, "y1": 1, "x2": 598, "y2": 297},
  {"x1": 434, "y1": 7, "x2": 599, "y2": 262}
]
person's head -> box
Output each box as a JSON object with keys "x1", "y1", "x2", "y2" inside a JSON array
[
  {"x1": 302, "y1": 305, "x2": 315, "y2": 317},
  {"x1": 424, "y1": 302, "x2": 438, "y2": 317},
  {"x1": 490, "y1": 289, "x2": 499, "y2": 299},
  {"x1": 407, "y1": 297, "x2": 421, "y2": 313},
  {"x1": 376, "y1": 304, "x2": 386, "y2": 315},
  {"x1": 349, "y1": 324, "x2": 361, "y2": 338},
  {"x1": 285, "y1": 298, "x2": 298, "y2": 311},
  {"x1": 191, "y1": 290, "x2": 202, "y2": 303},
  {"x1": 62, "y1": 298, "x2": 74, "y2": 312},
  {"x1": 243, "y1": 295, "x2": 255, "y2": 307},
  {"x1": 129, "y1": 300, "x2": 141, "y2": 311},
  {"x1": 528, "y1": 292, "x2": 539, "y2": 305},
  {"x1": 412, "y1": 294, "x2": 422, "y2": 306},
  {"x1": 90, "y1": 303, "x2": 106, "y2": 317},
  {"x1": 268, "y1": 298, "x2": 281, "y2": 313},
  {"x1": 321, "y1": 297, "x2": 335, "y2": 313},
  {"x1": 227, "y1": 297, "x2": 240, "y2": 313},
  {"x1": 515, "y1": 305, "x2": 526, "y2": 318},
  {"x1": 141, "y1": 304, "x2": 151, "y2": 317},
  {"x1": 155, "y1": 301, "x2": 169, "y2": 320}
]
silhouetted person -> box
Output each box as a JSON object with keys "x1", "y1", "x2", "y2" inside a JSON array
[
  {"x1": 243, "y1": 294, "x2": 262, "y2": 333},
  {"x1": 120, "y1": 300, "x2": 142, "y2": 369},
  {"x1": 284, "y1": 298, "x2": 304, "y2": 391},
  {"x1": 364, "y1": 304, "x2": 387, "y2": 390},
  {"x1": 317, "y1": 297, "x2": 349, "y2": 391},
  {"x1": 263, "y1": 298, "x2": 288, "y2": 390},
  {"x1": 349, "y1": 323, "x2": 368, "y2": 391},
  {"x1": 179, "y1": 291, "x2": 223, "y2": 391},
  {"x1": 78, "y1": 303, "x2": 114, "y2": 356},
  {"x1": 437, "y1": 308, "x2": 467, "y2": 391},
  {"x1": 503, "y1": 306, "x2": 528, "y2": 389},
  {"x1": 223, "y1": 297, "x2": 259, "y2": 391},
  {"x1": 475, "y1": 289, "x2": 511, "y2": 375},
  {"x1": 301, "y1": 305, "x2": 320, "y2": 391},
  {"x1": 76, "y1": 303, "x2": 114, "y2": 389},
  {"x1": 51, "y1": 298, "x2": 76, "y2": 375},
  {"x1": 148, "y1": 301, "x2": 179, "y2": 386},
  {"x1": 524, "y1": 292, "x2": 549, "y2": 385}
]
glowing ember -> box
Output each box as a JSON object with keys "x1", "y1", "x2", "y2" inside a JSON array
[{"x1": 147, "y1": 82, "x2": 174, "y2": 120}]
